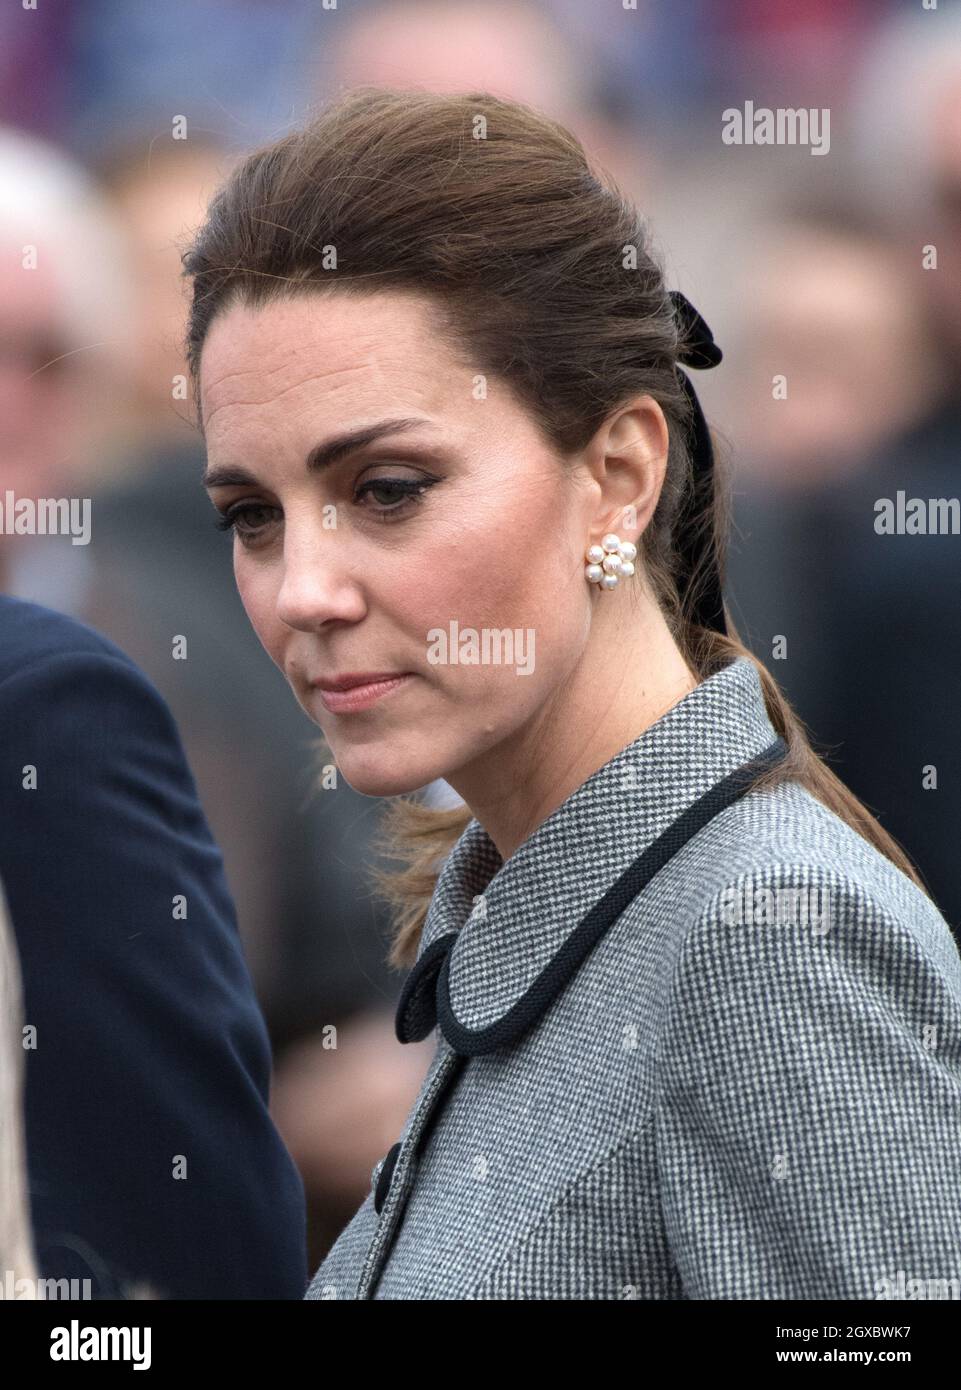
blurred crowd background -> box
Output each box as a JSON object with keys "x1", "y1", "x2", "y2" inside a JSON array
[{"x1": 2, "y1": 0, "x2": 959, "y2": 1271}]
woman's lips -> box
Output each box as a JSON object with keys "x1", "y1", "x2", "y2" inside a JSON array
[{"x1": 314, "y1": 673, "x2": 413, "y2": 713}]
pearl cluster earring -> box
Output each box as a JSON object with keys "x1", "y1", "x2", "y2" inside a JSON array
[{"x1": 584, "y1": 534, "x2": 637, "y2": 590}]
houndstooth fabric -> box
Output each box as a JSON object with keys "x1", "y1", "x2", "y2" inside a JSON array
[{"x1": 305, "y1": 655, "x2": 961, "y2": 1300}]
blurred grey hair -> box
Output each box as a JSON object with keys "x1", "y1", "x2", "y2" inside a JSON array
[
  {"x1": 0, "y1": 879, "x2": 38, "y2": 1294},
  {"x1": 0, "y1": 125, "x2": 136, "y2": 376}
]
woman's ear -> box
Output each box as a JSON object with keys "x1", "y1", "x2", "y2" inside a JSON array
[{"x1": 585, "y1": 394, "x2": 669, "y2": 541}]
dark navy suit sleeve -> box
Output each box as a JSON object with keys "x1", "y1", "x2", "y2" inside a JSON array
[{"x1": 0, "y1": 624, "x2": 307, "y2": 1299}]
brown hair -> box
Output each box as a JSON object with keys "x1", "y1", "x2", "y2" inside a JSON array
[{"x1": 182, "y1": 86, "x2": 931, "y2": 970}]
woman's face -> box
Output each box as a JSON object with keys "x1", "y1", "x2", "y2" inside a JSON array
[{"x1": 199, "y1": 289, "x2": 598, "y2": 797}]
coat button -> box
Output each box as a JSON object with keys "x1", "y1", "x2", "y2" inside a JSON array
[{"x1": 373, "y1": 1140, "x2": 402, "y2": 1215}]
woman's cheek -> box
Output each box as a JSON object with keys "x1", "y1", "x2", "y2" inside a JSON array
[{"x1": 235, "y1": 555, "x2": 285, "y2": 668}]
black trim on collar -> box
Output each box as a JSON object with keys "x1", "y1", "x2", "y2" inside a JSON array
[
  {"x1": 373, "y1": 1140, "x2": 401, "y2": 1215},
  {"x1": 395, "y1": 930, "x2": 458, "y2": 1043},
  {"x1": 396, "y1": 737, "x2": 788, "y2": 1055}
]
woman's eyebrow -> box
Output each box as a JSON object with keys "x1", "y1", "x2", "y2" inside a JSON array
[{"x1": 202, "y1": 416, "x2": 437, "y2": 489}]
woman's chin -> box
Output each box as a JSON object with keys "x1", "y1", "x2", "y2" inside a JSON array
[{"x1": 331, "y1": 747, "x2": 441, "y2": 799}]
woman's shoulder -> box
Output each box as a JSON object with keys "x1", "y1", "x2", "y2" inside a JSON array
[{"x1": 660, "y1": 774, "x2": 961, "y2": 1004}]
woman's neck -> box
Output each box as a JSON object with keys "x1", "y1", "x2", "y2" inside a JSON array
[{"x1": 446, "y1": 597, "x2": 699, "y2": 863}]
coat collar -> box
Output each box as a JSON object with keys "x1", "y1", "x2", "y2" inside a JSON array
[{"x1": 395, "y1": 655, "x2": 781, "y2": 1053}]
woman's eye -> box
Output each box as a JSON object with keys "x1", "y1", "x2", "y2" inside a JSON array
[
  {"x1": 212, "y1": 474, "x2": 438, "y2": 543},
  {"x1": 354, "y1": 476, "x2": 436, "y2": 517},
  {"x1": 213, "y1": 503, "x2": 280, "y2": 544}
]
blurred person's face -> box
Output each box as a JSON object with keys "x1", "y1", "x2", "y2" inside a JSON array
[
  {"x1": 925, "y1": 76, "x2": 961, "y2": 353},
  {"x1": 330, "y1": 1, "x2": 578, "y2": 125},
  {"x1": 111, "y1": 154, "x2": 231, "y2": 425},
  {"x1": 738, "y1": 230, "x2": 940, "y2": 480},
  {"x1": 0, "y1": 251, "x2": 89, "y2": 500},
  {"x1": 200, "y1": 290, "x2": 608, "y2": 798}
]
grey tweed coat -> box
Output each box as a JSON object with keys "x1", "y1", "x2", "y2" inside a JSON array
[{"x1": 305, "y1": 655, "x2": 961, "y2": 1300}]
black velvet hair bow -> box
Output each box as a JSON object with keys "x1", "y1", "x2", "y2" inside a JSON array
[{"x1": 666, "y1": 291, "x2": 727, "y2": 636}]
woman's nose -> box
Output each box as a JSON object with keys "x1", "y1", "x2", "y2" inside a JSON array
[{"x1": 275, "y1": 531, "x2": 365, "y2": 631}]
